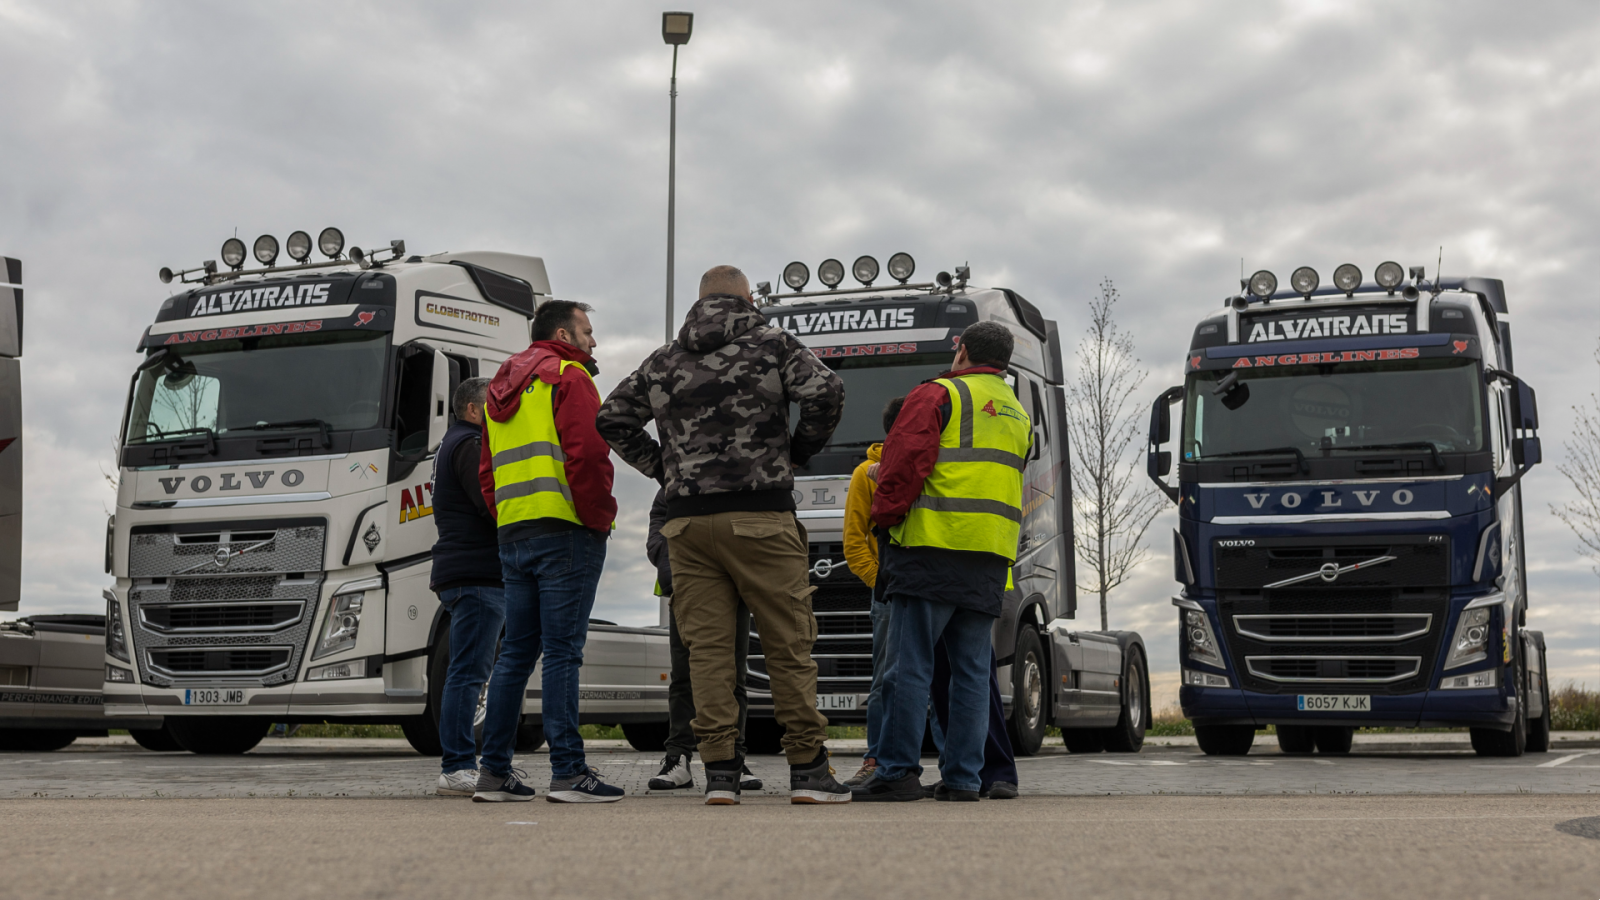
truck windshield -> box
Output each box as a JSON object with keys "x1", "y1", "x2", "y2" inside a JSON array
[
  {"x1": 125, "y1": 331, "x2": 388, "y2": 445},
  {"x1": 817, "y1": 355, "x2": 953, "y2": 448},
  {"x1": 1182, "y1": 357, "x2": 1484, "y2": 461}
]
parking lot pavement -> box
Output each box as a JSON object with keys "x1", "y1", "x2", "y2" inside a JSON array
[
  {"x1": 5, "y1": 735, "x2": 1600, "y2": 798},
  {"x1": 3, "y1": 794, "x2": 1599, "y2": 900}
]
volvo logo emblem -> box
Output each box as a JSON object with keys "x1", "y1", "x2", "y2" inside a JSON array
[
  {"x1": 1318, "y1": 562, "x2": 1341, "y2": 582},
  {"x1": 1264, "y1": 554, "x2": 1399, "y2": 589},
  {"x1": 810, "y1": 558, "x2": 839, "y2": 579},
  {"x1": 214, "y1": 546, "x2": 232, "y2": 568}
]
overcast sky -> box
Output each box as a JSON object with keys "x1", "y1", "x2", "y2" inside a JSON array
[{"x1": 3, "y1": 0, "x2": 1599, "y2": 703}]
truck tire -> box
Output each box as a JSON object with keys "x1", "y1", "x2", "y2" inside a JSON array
[
  {"x1": 1312, "y1": 726, "x2": 1354, "y2": 754},
  {"x1": 515, "y1": 722, "x2": 546, "y2": 753},
  {"x1": 1471, "y1": 663, "x2": 1528, "y2": 757},
  {"x1": 1006, "y1": 626, "x2": 1047, "y2": 757},
  {"x1": 1062, "y1": 728, "x2": 1106, "y2": 753},
  {"x1": 130, "y1": 724, "x2": 185, "y2": 752},
  {"x1": 1276, "y1": 725, "x2": 1315, "y2": 754},
  {"x1": 1527, "y1": 644, "x2": 1552, "y2": 753},
  {"x1": 401, "y1": 716, "x2": 444, "y2": 756},
  {"x1": 1103, "y1": 644, "x2": 1149, "y2": 752},
  {"x1": 0, "y1": 729, "x2": 77, "y2": 752},
  {"x1": 622, "y1": 722, "x2": 669, "y2": 752},
  {"x1": 167, "y1": 717, "x2": 268, "y2": 755},
  {"x1": 743, "y1": 717, "x2": 785, "y2": 755},
  {"x1": 1194, "y1": 724, "x2": 1255, "y2": 756}
]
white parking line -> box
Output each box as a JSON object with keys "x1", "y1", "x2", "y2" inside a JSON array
[{"x1": 1538, "y1": 751, "x2": 1599, "y2": 768}]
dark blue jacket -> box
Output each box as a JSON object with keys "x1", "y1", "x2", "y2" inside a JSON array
[{"x1": 430, "y1": 421, "x2": 503, "y2": 591}]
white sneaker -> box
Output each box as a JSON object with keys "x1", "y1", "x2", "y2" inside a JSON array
[
  {"x1": 437, "y1": 768, "x2": 479, "y2": 797},
  {"x1": 648, "y1": 754, "x2": 694, "y2": 790}
]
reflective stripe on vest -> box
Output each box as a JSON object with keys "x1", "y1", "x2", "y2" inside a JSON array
[
  {"x1": 485, "y1": 359, "x2": 587, "y2": 528},
  {"x1": 891, "y1": 373, "x2": 1031, "y2": 561}
]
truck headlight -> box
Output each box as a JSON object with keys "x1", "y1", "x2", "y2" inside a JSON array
[
  {"x1": 1439, "y1": 669, "x2": 1497, "y2": 690},
  {"x1": 105, "y1": 591, "x2": 129, "y2": 662},
  {"x1": 1443, "y1": 607, "x2": 1491, "y2": 670},
  {"x1": 306, "y1": 658, "x2": 367, "y2": 681},
  {"x1": 106, "y1": 664, "x2": 134, "y2": 683},
  {"x1": 1183, "y1": 668, "x2": 1231, "y2": 688},
  {"x1": 1185, "y1": 608, "x2": 1225, "y2": 668},
  {"x1": 312, "y1": 592, "x2": 364, "y2": 660}
]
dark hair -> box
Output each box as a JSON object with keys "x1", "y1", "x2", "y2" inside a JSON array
[
  {"x1": 882, "y1": 396, "x2": 906, "y2": 434},
  {"x1": 959, "y1": 321, "x2": 1014, "y2": 368},
  {"x1": 452, "y1": 376, "x2": 490, "y2": 421},
  {"x1": 532, "y1": 299, "x2": 593, "y2": 342}
]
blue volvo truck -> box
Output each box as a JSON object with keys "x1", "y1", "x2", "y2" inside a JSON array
[{"x1": 1147, "y1": 261, "x2": 1549, "y2": 757}]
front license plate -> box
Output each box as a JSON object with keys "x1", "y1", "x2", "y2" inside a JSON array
[
  {"x1": 1297, "y1": 694, "x2": 1370, "y2": 712},
  {"x1": 816, "y1": 693, "x2": 859, "y2": 711},
  {"x1": 184, "y1": 688, "x2": 247, "y2": 706}
]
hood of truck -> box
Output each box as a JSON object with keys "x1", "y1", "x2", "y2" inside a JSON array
[
  {"x1": 1188, "y1": 473, "x2": 1494, "y2": 525},
  {"x1": 129, "y1": 458, "x2": 334, "y2": 507}
]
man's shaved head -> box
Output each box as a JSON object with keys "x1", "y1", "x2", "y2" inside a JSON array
[{"x1": 699, "y1": 265, "x2": 750, "y2": 299}]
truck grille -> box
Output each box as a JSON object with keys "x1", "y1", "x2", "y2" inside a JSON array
[
  {"x1": 747, "y1": 541, "x2": 874, "y2": 695},
  {"x1": 1215, "y1": 535, "x2": 1447, "y2": 694},
  {"x1": 127, "y1": 520, "x2": 325, "y2": 688}
]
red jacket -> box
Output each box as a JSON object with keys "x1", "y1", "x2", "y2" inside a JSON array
[
  {"x1": 870, "y1": 366, "x2": 1005, "y2": 529},
  {"x1": 478, "y1": 340, "x2": 617, "y2": 532}
]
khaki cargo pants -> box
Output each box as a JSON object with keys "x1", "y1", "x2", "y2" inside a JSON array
[{"x1": 661, "y1": 510, "x2": 828, "y2": 765}]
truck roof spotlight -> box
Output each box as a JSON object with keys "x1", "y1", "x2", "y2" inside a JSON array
[
  {"x1": 1374, "y1": 260, "x2": 1405, "y2": 292},
  {"x1": 1332, "y1": 263, "x2": 1362, "y2": 294},
  {"x1": 253, "y1": 234, "x2": 279, "y2": 267},
  {"x1": 852, "y1": 255, "x2": 879, "y2": 287},
  {"x1": 318, "y1": 227, "x2": 345, "y2": 259},
  {"x1": 221, "y1": 238, "x2": 247, "y2": 270},
  {"x1": 1247, "y1": 269, "x2": 1277, "y2": 300},
  {"x1": 1290, "y1": 266, "x2": 1319, "y2": 296},
  {"x1": 285, "y1": 230, "x2": 312, "y2": 262},
  {"x1": 783, "y1": 261, "x2": 810, "y2": 291},
  {"x1": 887, "y1": 252, "x2": 915, "y2": 283},
  {"x1": 818, "y1": 258, "x2": 845, "y2": 289}
]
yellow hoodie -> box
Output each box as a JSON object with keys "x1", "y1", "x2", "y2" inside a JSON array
[{"x1": 843, "y1": 443, "x2": 883, "y2": 587}]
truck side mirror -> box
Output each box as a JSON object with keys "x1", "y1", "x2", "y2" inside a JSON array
[
  {"x1": 427, "y1": 347, "x2": 450, "y2": 455},
  {"x1": 1515, "y1": 380, "x2": 1539, "y2": 431},
  {"x1": 1515, "y1": 436, "x2": 1541, "y2": 467},
  {"x1": 1146, "y1": 385, "x2": 1184, "y2": 502}
]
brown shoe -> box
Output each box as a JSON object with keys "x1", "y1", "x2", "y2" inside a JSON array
[{"x1": 843, "y1": 758, "x2": 878, "y2": 787}]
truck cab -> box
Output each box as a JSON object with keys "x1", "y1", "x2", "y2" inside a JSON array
[
  {"x1": 742, "y1": 257, "x2": 1150, "y2": 756},
  {"x1": 1148, "y1": 263, "x2": 1548, "y2": 756}
]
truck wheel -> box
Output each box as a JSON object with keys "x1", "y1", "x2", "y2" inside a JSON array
[
  {"x1": 167, "y1": 717, "x2": 268, "y2": 755},
  {"x1": 1104, "y1": 645, "x2": 1149, "y2": 752},
  {"x1": 1312, "y1": 726, "x2": 1354, "y2": 754},
  {"x1": 1006, "y1": 625, "x2": 1047, "y2": 757},
  {"x1": 743, "y1": 718, "x2": 786, "y2": 755},
  {"x1": 130, "y1": 724, "x2": 184, "y2": 752},
  {"x1": 1527, "y1": 647, "x2": 1552, "y2": 753},
  {"x1": 515, "y1": 722, "x2": 546, "y2": 753},
  {"x1": 401, "y1": 716, "x2": 444, "y2": 756},
  {"x1": 1194, "y1": 724, "x2": 1255, "y2": 756},
  {"x1": 622, "y1": 722, "x2": 669, "y2": 752},
  {"x1": 1276, "y1": 725, "x2": 1315, "y2": 754},
  {"x1": 1062, "y1": 729, "x2": 1107, "y2": 753},
  {"x1": 0, "y1": 729, "x2": 77, "y2": 752}
]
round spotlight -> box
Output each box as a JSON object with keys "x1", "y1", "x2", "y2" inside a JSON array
[
  {"x1": 818, "y1": 258, "x2": 845, "y2": 289},
  {"x1": 1247, "y1": 269, "x2": 1277, "y2": 299},
  {"x1": 1290, "y1": 266, "x2": 1319, "y2": 295},
  {"x1": 286, "y1": 230, "x2": 312, "y2": 262},
  {"x1": 318, "y1": 227, "x2": 345, "y2": 259},
  {"x1": 1374, "y1": 260, "x2": 1405, "y2": 290},
  {"x1": 253, "y1": 234, "x2": 279, "y2": 267},
  {"x1": 1332, "y1": 263, "x2": 1362, "y2": 293},
  {"x1": 159, "y1": 267, "x2": 174, "y2": 284},
  {"x1": 887, "y1": 252, "x2": 916, "y2": 284},
  {"x1": 782, "y1": 261, "x2": 810, "y2": 292},
  {"x1": 221, "y1": 238, "x2": 247, "y2": 269},
  {"x1": 852, "y1": 255, "x2": 879, "y2": 286}
]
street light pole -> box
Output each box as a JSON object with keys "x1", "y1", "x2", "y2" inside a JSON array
[{"x1": 662, "y1": 12, "x2": 693, "y2": 345}]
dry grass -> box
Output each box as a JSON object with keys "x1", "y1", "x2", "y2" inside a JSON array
[{"x1": 1551, "y1": 683, "x2": 1600, "y2": 731}]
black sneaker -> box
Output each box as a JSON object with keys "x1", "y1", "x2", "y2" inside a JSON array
[
  {"x1": 934, "y1": 782, "x2": 980, "y2": 802},
  {"x1": 851, "y1": 771, "x2": 924, "y2": 802},
  {"x1": 648, "y1": 754, "x2": 694, "y2": 790},
  {"x1": 546, "y1": 771, "x2": 624, "y2": 803},
  {"x1": 472, "y1": 767, "x2": 536, "y2": 802},
  {"x1": 704, "y1": 765, "x2": 741, "y2": 806},
  {"x1": 790, "y1": 748, "x2": 852, "y2": 804},
  {"x1": 981, "y1": 781, "x2": 1018, "y2": 799},
  {"x1": 739, "y1": 764, "x2": 763, "y2": 792}
]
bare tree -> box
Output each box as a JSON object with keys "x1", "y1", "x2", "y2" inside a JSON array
[
  {"x1": 1065, "y1": 278, "x2": 1163, "y2": 630},
  {"x1": 1552, "y1": 339, "x2": 1600, "y2": 573}
]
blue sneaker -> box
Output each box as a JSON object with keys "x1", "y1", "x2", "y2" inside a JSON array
[
  {"x1": 547, "y1": 771, "x2": 625, "y2": 803},
  {"x1": 472, "y1": 768, "x2": 536, "y2": 802}
]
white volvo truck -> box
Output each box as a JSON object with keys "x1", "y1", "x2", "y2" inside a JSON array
[{"x1": 105, "y1": 232, "x2": 668, "y2": 754}]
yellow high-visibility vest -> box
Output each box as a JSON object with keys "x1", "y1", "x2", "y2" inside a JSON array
[
  {"x1": 891, "y1": 372, "x2": 1031, "y2": 561},
  {"x1": 485, "y1": 359, "x2": 594, "y2": 529}
]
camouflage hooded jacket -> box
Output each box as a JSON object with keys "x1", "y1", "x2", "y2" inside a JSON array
[{"x1": 596, "y1": 293, "x2": 844, "y2": 518}]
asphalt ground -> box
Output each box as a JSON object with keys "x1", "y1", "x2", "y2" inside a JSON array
[{"x1": 4, "y1": 795, "x2": 1599, "y2": 900}]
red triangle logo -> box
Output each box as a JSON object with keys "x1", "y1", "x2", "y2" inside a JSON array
[{"x1": 981, "y1": 400, "x2": 998, "y2": 417}]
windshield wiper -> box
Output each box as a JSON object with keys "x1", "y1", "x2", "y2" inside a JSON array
[
  {"x1": 1198, "y1": 446, "x2": 1309, "y2": 474},
  {"x1": 1328, "y1": 441, "x2": 1442, "y2": 469},
  {"x1": 236, "y1": 418, "x2": 332, "y2": 449},
  {"x1": 138, "y1": 425, "x2": 217, "y2": 456}
]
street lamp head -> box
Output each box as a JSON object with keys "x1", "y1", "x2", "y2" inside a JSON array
[{"x1": 662, "y1": 11, "x2": 693, "y2": 45}]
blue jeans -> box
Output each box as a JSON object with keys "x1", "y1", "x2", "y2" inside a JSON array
[
  {"x1": 436, "y1": 584, "x2": 506, "y2": 774},
  {"x1": 479, "y1": 529, "x2": 607, "y2": 780},
  {"x1": 864, "y1": 600, "x2": 892, "y2": 759},
  {"x1": 876, "y1": 596, "x2": 994, "y2": 792}
]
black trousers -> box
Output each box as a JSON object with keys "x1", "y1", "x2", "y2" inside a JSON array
[
  {"x1": 930, "y1": 640, "x2": 1020, "y2": 788},
  {"x1": 664, "y1": 598, "x2": 751, "y2": 759}
]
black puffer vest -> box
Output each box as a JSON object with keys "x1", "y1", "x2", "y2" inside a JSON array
[{"x1": 429, "y1": 421, "x2": 503, "y2": 590}]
